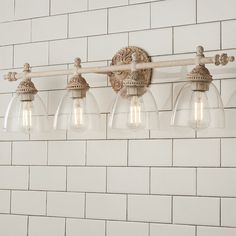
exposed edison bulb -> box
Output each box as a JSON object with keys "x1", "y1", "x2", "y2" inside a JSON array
[
  {"x1": 189, "y1": 91, "x2": 210, "y2": 130},
  {"x1": 127, "y1": 95, "x2": 143, "y2": 128},
  {"x1": 22, "y1": 101, "x2": 33, "y2": 131},
  {"x1": 71, "y1": 98, "x2": 86, "y2": 129}
]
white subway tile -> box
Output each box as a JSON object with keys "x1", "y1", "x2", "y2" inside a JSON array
[
  {"x1": 149, "y1": 83, "x2": 172, "y2": 110},
  {"x1": 47, "y1": 90, "x2": 64, "y2": 115},
  {"x1": 173, "y1": 139, "x2": 220, "y2": 166},
  {"x1": 0, "y1": 166, "x2": 28, "y2": 189},
  {"x1": 32, "y1": 15, "x2": 67, "y2": 42},
  {"x1": 67, "y1": 219, "x2": 105, "y2": 236},
  {"x1": 88, "y1": 33, "x2": 128, "y2": 61},
  {"x1": 67, "y1": 114, "x2": 107, "y2": 140},
  {"x1": 0, "y1": 20, "x2": 31, "y2": 46},
  {"x1": 173, "y1": 196, "x2": 220, "y2": 225},
  {"x1": 86, "y1": 193, "x2": 126, "y2": 220},
  {"x1": 30, "y1": 116, "x2": 67, "y2": 141},
  {"x1": 0, "y1": 69, "x2": 18, "y2": 92},
  {"x1": 130, "y1": 0, "x2": 156, "y2": 3},
  {"x1": 151, "y1": 0, "x2": 195, "y2": 28},
  {"x1": 174, "y1": 23, "x2": 220, "y2": 53},
  {"x1": 49, "y1": 38, "x2": 87, "y2": 64},
  {"x1": 28, "y1": 216, "x2": 65, "y2": 236},
  {"x1": 197, "y1": 0, "x2": 236, "y2": 22},
  {"x1": 222, "y1": 20, "x2": 236, "y2": 49},
  {"x1": 221, "y1": 79, "x2": 236, "y2": 107},
  {"x1": 11, "y1": 191, "x2": 46, "y2": 215},
  {"x1": 15, "y1": 0, "x2": 49, "y2": 19},
  {"x1": 197, "y1": 168, "x2": 236, "y2": 197},
  {"x1": 150, "y1": 111, "x2": 195, "y2": 139},
  {"x1": 90, "y1": 87, "x2": 116, "y2": 113},
  {"x1": 0, "y1": 118, "x2": 29, "y2": 141},
  {"x1": 0, "y1": 142, "x2": 11, "y2": 165},
  {"x1": 128, "y1": 195, "x2": 171, "y2": 223},
  {"x1": 198, "y1": 226, "x2": 236, "y2": 236},
  {"x1": 0, "y1": 190, "x2": 10, "y2": 213},
  {"x1": 129, "y1": 28, "x2": 172, "y2": 57},
  {"x1": 30, "y1": 166, "x2": 66, "y2": 191},
  {"x1": 0, "y1": 0, "x2": 14, "y2": 22},
  {"x1": 197, "y1": 109, "x2": 236, "y2": 138},
  {"x1": 51, "y1": 0, "x2": 87, "y2": 15},
  {"x1": 87, "y1": 140, "x2": 127, "y2": 166},
  {"x1": 150, "y1": 223, "x2": 195, "y2": 236},
  {"x1": 221, "y1": 198, "x2": 236, "y2": 227},
  {"x1": 109, "y1": 4, "x2": 149, "y2": 33},
  {"x1": 33, "y1": 65, "x2": 68, "y2": 90},
  {"x1": 0, "y1": 46, "x2": 13, "y2": 69},
  {"x1": 0, "y1": 215, "x2": 27, "y2": 236},
  {"x1": 89, "y1": 0, "x2": 128, "y2": 10},
  {"x1": 129, "y1": 139, "x2": 172, "y2": 166},
  {"x1": 12, "y1": 141, "x2": 47, "y2": 165},
  {"x1": 69, "y1": 10, "x2": 107, "y2": 38},
  {"x1": 221, "y1": 138, "x2": 236, "y2": 166},
  {"x1": 80, "y1": 61, "x2": 108, "y2": 87},
  {"x1": 107, "y1": 221, "x2": 149, "y2": 236},
  {"x1": 151, "y1": 168, "x2": 196, "y2": 195},
  {"x1": 47, "y1": 192, "x2": 84, "y2": 217},
  {"x1": 14, "y1": 42, "x2": 49, "y2": 67},
  {"x1": 67, "y1": 167, "x2": 106, "y2": 192},
  {"x1": 48, "y1": 141, "x2": 86, "y2": 165},
  {"x1": 107, "y1": 167, "x2": 149, "y2": 194},
  {"x1": 107, "y1": 127, "x2": 149, "y2": 139}
]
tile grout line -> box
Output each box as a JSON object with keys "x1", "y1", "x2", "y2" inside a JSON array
[{"x1": 219, "y1": 197, "x2": 222, "y2": 226}]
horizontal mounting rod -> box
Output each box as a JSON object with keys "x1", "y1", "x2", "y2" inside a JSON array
[{"x1": 4, "y1": 50, "x2": 235, "y2": 82}]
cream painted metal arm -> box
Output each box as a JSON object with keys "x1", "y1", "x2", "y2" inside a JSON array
[{"x1": 4, "y1": 54, "x2": 234, "y2": 81}]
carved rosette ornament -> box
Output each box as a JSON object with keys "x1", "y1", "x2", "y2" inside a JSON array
[
  {"x1": 214, "y1": 53, "x2": 235, "y2": 66},
  {"x1": 109, "y1": 47, "x2": 152, "y2": 92}
]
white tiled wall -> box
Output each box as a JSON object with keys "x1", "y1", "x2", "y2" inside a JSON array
[{"x1": 0, "y1": 0, "x2": 236, "y2": 235}]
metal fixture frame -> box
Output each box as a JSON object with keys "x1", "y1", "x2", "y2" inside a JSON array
[{"x1": 4, "y1": 45, "x2": 235, "y2": 92}]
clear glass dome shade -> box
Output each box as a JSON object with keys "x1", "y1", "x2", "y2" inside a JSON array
[
  {"x1": 4, "y1": 94, "x2": 49, "y2": 133},
  {"x1": 53, "y1": 90, "x2": 100, "y2": 131},
  {"x1": 171, "y1": 82, "x2": 224, "y2": 130},
  {"x1": 109, "y1": 86, "x2": 159, "y2": 130}
]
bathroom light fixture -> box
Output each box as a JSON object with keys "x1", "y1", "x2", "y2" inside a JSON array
[
  {"x1": 3, "y1": 45, "x2": 234, "y2": 132},
  {"x1": 4, "y1": 63, "x2": 49, "y2": 133},
  {"x1": 53, "y1": 58, "x2": 100, "y2": 131},
  {"x1": 171, "y1": 46, "x2": 225, "y2": 130},
  {"x1": 109, "y1": 50, "x2": 159, "y2": 130}
]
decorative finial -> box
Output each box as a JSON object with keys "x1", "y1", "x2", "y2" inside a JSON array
[
  {"x1": 74, "y1": 58, "x2": 81, "y2": 68},
  {"x1": 23, "y1": 63, "x2": 31, "y2": 72},
  {"x1": 196, "y1": 46, "x2": 204, "y2": 56}
]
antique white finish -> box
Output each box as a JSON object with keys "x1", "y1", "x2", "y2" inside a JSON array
[{"x1": 4, "y1": 45, "x2": 235, "y2": 92}]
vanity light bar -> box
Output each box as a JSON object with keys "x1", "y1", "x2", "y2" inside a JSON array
[{"x1": 4, "y1": 45, "x2": 235, "y2": 83}]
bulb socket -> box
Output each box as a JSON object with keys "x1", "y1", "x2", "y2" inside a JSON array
[
  {"x1": 71, "y1": 89, "x2": 86, "y2": 99},
  {"x1": 67, "y1": 74, "x2": 89, "y2": 99},
  {"x1": 16, "y1": 78, "x2": 37, "y2": 101},
  {"x1": 188, "y1": 65, "x2": 213, "y2": 92}
]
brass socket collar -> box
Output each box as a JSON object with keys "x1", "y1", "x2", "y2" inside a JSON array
[
  {"x1": 67, "y1": 74, "x2": 89, "y2": 98},
  {"x1": 187, "y1": 65, "x2": 213, "y2": 92},
  {"x1": 123, "y1": 71, "x2": 146, "y2": 96},
  {"x1": 16, "y1": 79, "x2": 38, "y2": 101}
]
